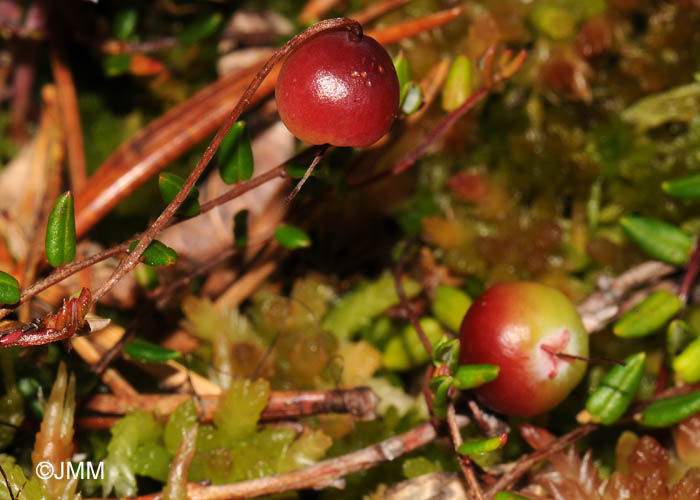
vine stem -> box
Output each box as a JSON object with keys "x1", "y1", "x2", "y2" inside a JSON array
[
  {"x1": 679, "y1": 238, "x2": 700, "y2": 307},
  {"x1": 447, "y1": 403, "x2": 484, "y2": 500},
  {"x1": 91, "y1": 18, "x2": 362, "y2": 303}
]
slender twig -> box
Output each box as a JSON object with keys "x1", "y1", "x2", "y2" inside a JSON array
[
  {"x1": 351, "y1": 0, "x2": 413, "y2": 24},
  {"x1": 394, "y1": 240, "x2": 433, "y2": 356},
  {"x1": 92, "y1": 18, "x2": 363, "y2": 303},
  {"x1": 285, "y1": 146, "x2": 328, "y2": 203},
  {"x1": 0, "y1": 463, "x2": 15, "y2": 500},
  {"x1": 447, "y1": 404, "x2": 484, "y2": 500},
  {"x1": 679, "y1": 238, "x2": 700, "y2": 307},
  {"x1": 484, "y1": 425, "x2": 596, "y2": 499}
]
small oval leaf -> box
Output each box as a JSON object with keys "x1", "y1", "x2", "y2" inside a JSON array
[
  {"x1": 179, "y1": 12, "x2": 223, "y2": 46},
  {"x1": 158, "y1": 172, "x2": 200, "y2": 217},
  {"x1": 453, "y1": 364, "x2": 500, "y2": 390},
  {"x1": 114, "y1": 9, "x2": 137, "y2": 40},
  {"x1": 620, "y1": 216, "x2": 692, "y2": 265},
  {"x1": 218, "y1": 121, "x2": 254, "y2": 184},
  {"x1": 640, "y1": 390, "x2": 700, "y2": 427},
  {"x1": 274, "y1": 224, "x2": 311, "y2": 249},
  {"x1": 585, "y1": 352, "x2": 646, "y2": 425},
  {"x1": 393, "y1": 51, "x2": 412, "y2": 104},
  {"x1": 129, "y1": 240, "x2": 179, "y2": 267},
  {"x1": 494, "y1": 493, "x2": 530, "y2": 500},
  {"x1": 401, "y1": 83, "x2": 423, "y2": 115},
  {"x1": 458, "y1": 434, "x2": 508, "y2": 457},
  {"x1": 431, "y1": 285, "x2": 472, "y2": 332},
  {"x1": 45, "y1": 191, "x2": 77, "y2": 268},
  {"x1": 125, "y1": 338, "x2": 181, "y2": 363},
  {"x1": 663, "y1": 174, "x2": 700, "y2": 200},
  {"x1": 673, "y1": 338, "x2": 700, "y2": 383},
  {"x1": 442, "y1": 55, "x2": 473, "y2": 112},
  {"x1": 613, "y1": 290, "x2": 681, "y2": 338},
  {"x1": 0, "y1": 271, "x2": 20, "y2": 304},
  {"x1": 103, "y1": 53, "x2": 131, "y2": 76},
  {"x1": 667, "y1": 319, "x2": 697, "y2": 365}
]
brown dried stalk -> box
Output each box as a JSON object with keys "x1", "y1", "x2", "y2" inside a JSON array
[
  {"x1": 84, "y1": 387, "x2": 379, "y2": 423},
  {"x1": 351, "y1": 0, "x2": 413, "y2": 25},
  {"x1": 447, "y1": 403, "x2": 485, "y2": 500}
]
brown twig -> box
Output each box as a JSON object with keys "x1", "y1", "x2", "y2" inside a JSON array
[
  {"x1": 91, "y1": 18, "x2": 363, "y2": 304},
  {"x1": 447, "y1": 403, "x2": 484, "y2": 500},
  {"x1": 298, "y1": 0, "x2": 343, "y2": 25},
  {"x1": 84, "y1": 387, "x2": 379, "y2": 422},
  {"x1": 483, "y1": 424, "x2": 596, "y2": 499},
  {"x1": 0, "y1": 463, "x2": 15, "y2": 500},
  {"x1": 364, "y1": 6, "x2": 464, "y2": 45},
  {"x1": 88, "y1": 417, "x2": 469, "y2": 500},
  {"x1": 394, "y1": 240, "x2": 433, "y2": 356},
  {"x1": 679, "y1": 239, "x2": 700, "y2": 307}
]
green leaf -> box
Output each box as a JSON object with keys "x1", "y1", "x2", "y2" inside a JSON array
[
  {"x1": 663, "y1": 174, "x2": 700, "y2": 200},
  {"x1": 585, "y1": 352, "x2": 646, "y2": 425},
  {"x1": 494, "y1": 493, "x2": 530, "y2": 500},
  {"x1": 429, "y1": 375, "x2": 452, "y2": 419},
  {"x1": 431, "y1": 285, "x2": 471, "y2": 332},
  {"x1": 179, "y1": 12, "x2": 223, "y2": 46},
  {"x1": 442, "y1": 55, "x2": 473, "y2": 112},
  {"x1": 620, "y1": 216, "x2": 692, "y2": 265},
  {"x1": 432, "y1": 336, "x2": 460, "y2": 373},
  {"x1": 640, "y1": 390, "x2": 700, "y2": 427},
  {"x1": 382, "y1": 317, "x2": 445, "y2": 371},
  {"x1": 667, "y1": 320, "x2": 697, "y2": 365},
  {"x1": 158, "y1": 172, "x2": 200, "y2": 217},
  {"x1": 613, "y1": 290, "x2": 681, "y2": 338},
  {"x1": 45, "y1": 191, "x2": 76, "y2": 267},
  {"x1": 274, "y1": 224, "x2": 311, "y2": 249},
  {"x1": 233, "y1": 209, "x2": 249, "y2": 248},
  {"x1": 103, "y1": 53, "x2": 131, "y2": 76},
  {"x1": 124, "y1": 338, "x2": 181, "y2": 363},
  {"x1": 114, "y1": 9, "x2": 137, "y2": 40},
  {"x1": 0, "y1": 271, "x2": 20, "y2": 304},
  {"x1": 218, "y1": 121, "x2": 254, "y2": 184},
  {"x1": 458, "y1": 434, "x2": 508, "y2": 457},
  {"x1": 453, "y1": 364, "x2": 499, "y2": 390},
  {"x1": 129, "y1": 240, "x2": 179, "y2": 267},
  {"x1": 401, "y1": 83, "x2": 423, "y2": 115},
  {"x1": 393, "y1": 51, "x2": 412, "y2": 104},
  {"x1": 673, "y1": 337, "x2": 700, "y2": 383}
]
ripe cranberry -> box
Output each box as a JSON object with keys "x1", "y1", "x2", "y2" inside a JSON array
[
  {"x1": 459, "y1": 282, "x2": 589, "y2": 417},
  {"x1": 275, "y1": 30, "x2": 399, "y2": 147}
]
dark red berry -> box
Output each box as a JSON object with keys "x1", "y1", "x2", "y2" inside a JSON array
[
  {"x1": 275, "y1": 30, "x2": 399, "y2": 147},
  {"x1": 459, "y1": 282, "x2": 589, "y2": 417}
]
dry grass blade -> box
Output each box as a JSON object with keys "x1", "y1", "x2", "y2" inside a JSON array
[
  {"x1": 366, "y1": 6, "x2": 464, "y2": 45},
  {"x1": 351, "y1": 0, "x2": 413, "y2": 25},
  {"x1": 298, "y1": 0, "x2": 343, "y2": 25}
]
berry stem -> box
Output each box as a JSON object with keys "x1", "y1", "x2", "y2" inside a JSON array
[{"x1": 92, "y1": 18, "x2": 362, "y2": 303}]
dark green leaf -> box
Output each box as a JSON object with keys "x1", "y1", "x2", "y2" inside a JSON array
[
  {"x1": 114, "y1": 9, "x2": 137, "y2": 40},
  {"x1": 620, "y1": 216, "x2": 692, "y2": 265},
  {"x1": 274, "y1": 225, "x2": 311, "y2": 249},
  {"x1": 125, "y1": 338, "x2": 181, "y2": 363},
  {"x1": 453, "y1": 364, "x2": 499, "y2": 390},
  {"x1": 45, "y1": 191, "x2": 76, "y2": 267},
  {"x1": 179, "y1": 12, "x2": 223, "y2": 46},
  {"x1": 663, "y1": 174, "x2": 700, "y2": 200},
  {"x1": 0, "y1": 271, "x2": 20, "y2": 304},
  {"x1": 129, "y1": 240, "x2": 179, "y2": 267},
  {"x1": 640, "y1": 390, "x2": 700, "y2": 427},
  {"x1": 233, "y1": 209, "x2": 249, "y2": 248},
  {"x1": 218, "y1": 121, "x2": 254, "y2": 184},
  {"x1": 613, "y1": 290, "x2": 681, "y2": 338},
  {"x1": 458, "y1": 434, "x2": 507, "y2": 457},
  {"x1": 103, "y1": 53, "x2": 131, "y2": 76},
  {"x1": 585, "y1": 352, "x2": 646, "y2": 425},
  {"x1": 429, "y1": 375, "x2": 452, "y2": 419},
  {"x1": 158, "y1": 172, "x2": 200, "y2": 217}
]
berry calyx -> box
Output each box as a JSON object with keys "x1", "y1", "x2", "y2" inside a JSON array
[
  {"x1": 459, "y1": 281, "x2": 589, "y2": 417},
  {"x1": 275, "y1": 29, "x2": 400, "y2": 147}
]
